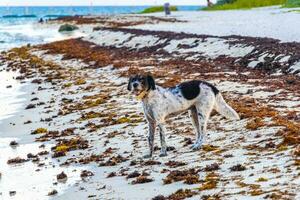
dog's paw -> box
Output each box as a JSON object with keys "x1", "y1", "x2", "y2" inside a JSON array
[
  {"x1": 191, "y1": 143, "x2": 202, "y2": 151},
  {"x1": 159, "y1": 151, "x2": 167, "y2": 157}
]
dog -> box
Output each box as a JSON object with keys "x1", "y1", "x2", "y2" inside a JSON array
[{"x1": 127, "y1": 74, "x2": 240, "y2": 158}]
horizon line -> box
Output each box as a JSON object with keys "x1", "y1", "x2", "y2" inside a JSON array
[{"x1": 0, "y1": 4, "x2": 205, "y2": 7}]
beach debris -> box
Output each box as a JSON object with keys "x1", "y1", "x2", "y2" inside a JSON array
[
  {"x1": 9, "y1": 140, "x2": 18, "y2": 147},
  {"x1": 143, "y1": 160, "x2": 161, "y2": 166},
  {"x1": 52, "y1": 151, "x2": 66, "y2": 158},
  {"x1": 246, "y1": 118, "x2": 265, "y2": 130},
  {"x1": 24, "y1": 120, "x2": 32, "y2": 124},
  {"x1": 152, "y1": 195, "x2": 166, "y2": 200},
  {"x1": 56, "y1": 171, "x2": 68, "y2": 182},
  {"x1": 182, "y1": 137, "x2": 193, "y2": 147},
  {"x1": 131, "y1": 176, "x2": 153, "y2": 184},
  {"x1": 204, "y1": 163, "x2": 220, "y2": 172},
  {"x1": 31, "y1": 79, "x2": 42, "y2": 84},
  {"x1": 52, "y1": 137, "x2": 89, "y2": 153},
  {"x1": 126, "y1": 171, "x2": 140, "y2": 179},
  {"x1": 9, "y1": 191, "x2": 16, "y2": 196},
  {"x1": 106, "y1": 172, "x2": 116, "y2": 178},
  {"x1": 229, "y1": 164, "x2": 247, "y2": 172},
  {"x1": 48, "y1": 189, "x2": 58, "y2": 196},
  {"x1": 168, "y1": 189, "x2": 197, "y2": 200},
  {"x1": 80, "y1": 170, "x2": 94, "y2": 179},
  {"x1": 31, "y1": 97, "x2": 39, "y2": 101},
  {"x1": 165, "y1": 161, "x2": 186, "y2": 168},
  {"x1": 99, "y1": 155, "x2": 128, "y2": 166},
  {"x1": 25, "y1": 104, "x2": 36, "y2": 109},
  {"x1": 7, "y1": 157, "x2": 28, "y2": 164},
  {"x1": 74, "y1": 78, "x2": 86, "y2": 85},
  {"x1": 27, "y1": 153, "x2": 38, "y2": 159},
  {"x1": 163, "y1": 168, "x2": 200, "y2": 185},
  {"x1": 256, "y1": 177, "x2": 268, "y2": 182},
  {"x1": 199, "y1": 172, "x2": 219, "y2": 191},
  {"x1": 78, "y1": 154, "x2": 105, "y2": 164},
  {"x1": 31, "y1": 128, "x2": 48, "y2": 134}
]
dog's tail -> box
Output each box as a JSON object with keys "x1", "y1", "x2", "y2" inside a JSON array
[{"x1": 214, "y1": 93, "x2": 240, "y2": 120}]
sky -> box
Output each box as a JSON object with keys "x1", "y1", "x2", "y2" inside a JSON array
[{"x1": 0, "y1": 0, "x2": 216, "y2": 6}]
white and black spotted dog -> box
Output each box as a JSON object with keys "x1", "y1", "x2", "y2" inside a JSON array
[{"x1": 128, "y1": 74, "x2": 240, "y2": 158}]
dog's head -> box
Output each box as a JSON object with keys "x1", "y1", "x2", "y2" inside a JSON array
[{"x1": 127, "y1": 74, "x2": 156, "y2": 95}]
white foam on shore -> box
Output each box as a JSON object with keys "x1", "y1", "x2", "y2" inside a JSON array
[
  {"x1": 0, "y1": 22, "x2": 87, "y2": 51},
  {"x1": 0, "y1": 66, "x2": 27, "y2": 122}
]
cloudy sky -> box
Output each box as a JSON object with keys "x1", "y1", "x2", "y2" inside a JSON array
[{"x1": 0, "y1": 0, "x2": 216, "y2": 6}]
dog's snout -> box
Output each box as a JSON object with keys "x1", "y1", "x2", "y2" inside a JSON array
[{"x1": 133, "y1": 83, "x2": 138, "y2": 88}]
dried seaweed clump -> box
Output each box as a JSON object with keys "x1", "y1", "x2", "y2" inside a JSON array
[
  {"x1": 53, "y1": 137, "x2": 89, "y2": 153},
  {"x1": 246, "y1": 118, "x2": 265, "y2": 130},
  {"x1": 163, "y1": 168, "x2": 200, "y2": 185},
  {"x1": 229, "y1": 164, "x2": 247, "y2": 172},
  {"x1": 168, "y1": 189, "x2": 197, "y2": 200},
  {"x1": 272, "y1": 117, "x2": 300, "y2": 146},
  {"x1": 99, "y1": 155, "x2": 128, "y2": 166},
  {"x1": 165, "y1": 161, "x2": 186, "y2": 168},
  {"x1": 31, "y1": 128, "x2": 48, "y2": 134},
  {"x1": 7, "y1": 157, "x2": 28, "y2": 164},
  {"x1": 131, "y1": 176, "x2": 153, "y2": 184},
  {"x1": 199, "y1": 172, "x2": 219, "y2": 191}
]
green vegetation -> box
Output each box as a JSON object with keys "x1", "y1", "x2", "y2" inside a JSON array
[
  {"x1": 139, "y1": 6, "x2": 178, "y2": 14},
  {"x1": 284, "y1": 0, "x2": 300, "y2": 7},
  {"x1": 204, "y1": 0, "x2": 287, "y2": 10}
]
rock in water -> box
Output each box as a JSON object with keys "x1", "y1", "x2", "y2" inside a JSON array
[{"x1": 58, "y1": 24, "x2": 79, "y2": 32}]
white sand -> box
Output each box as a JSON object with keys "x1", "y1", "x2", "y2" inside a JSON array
[{"x1": 133, "y1": 6, "x2": 300, "y2": 43}]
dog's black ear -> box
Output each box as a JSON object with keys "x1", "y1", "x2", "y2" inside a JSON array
[
  {"x1": 127, "y1": 77, "x2": 133, "y2": 91},
  {"x1": 147, "y1": 75, "x2": 156, "y2": 90}
]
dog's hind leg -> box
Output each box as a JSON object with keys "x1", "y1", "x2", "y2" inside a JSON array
[
  {"x1": 158, "y1": 123, "x2": 167, "y2": 157},
  {"x1": 192, "y1": 97, "x2": 215, "y2": 150},
  {"x1": 189, "y1": 106, "x2": 201, "y2": 150}
]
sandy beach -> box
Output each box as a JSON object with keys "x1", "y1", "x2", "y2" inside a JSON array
[{"x1": 1, "y1": 6, "x2": 300, "y2": 200}]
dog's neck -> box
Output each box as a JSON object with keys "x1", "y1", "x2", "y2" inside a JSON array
[
  {"x1": 136, "y1": 90, "x2": 149, "y2": 101},
  {"x1": 137, "y1": 88, "x2": 157, "y2": 102}
]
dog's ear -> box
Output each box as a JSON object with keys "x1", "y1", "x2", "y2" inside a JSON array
[
  {"x1": 147, "y1": 75, "x2": 156, "y2": 90},
  {"x1": 127, "y1": 77, "x2": 133, "y2": 91}
]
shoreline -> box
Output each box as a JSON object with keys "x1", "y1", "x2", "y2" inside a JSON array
[{"x1": 1, "y1": 9, "x2": 300, "y2": 199}]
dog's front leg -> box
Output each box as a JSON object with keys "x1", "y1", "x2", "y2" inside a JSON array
[
  {"x1": 158, "y1": 123, "x2": 167, "y2": 157},
  {"x1": 144, "y1": 121, "x2": 156, "y2": 158}
]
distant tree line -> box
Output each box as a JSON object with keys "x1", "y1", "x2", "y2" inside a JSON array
[
  {"x1": 216, "y1": 0, "x2": 237, "y2": 5},
  {"x1": 285, "y1": 0, "x2": 300, "y2": 7}
]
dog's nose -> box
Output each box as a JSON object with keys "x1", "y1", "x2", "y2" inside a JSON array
[{"x1": 133, "y1": 83, "x2": 138, "y2": 88}]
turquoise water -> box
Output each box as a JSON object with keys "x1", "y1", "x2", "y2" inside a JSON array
[
  {"x1": 0, "y1": 6, "x2": 201, "y2": 51},
  {"x1": 0, "y1": 6, "x2": 201, "y2": 17}
]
